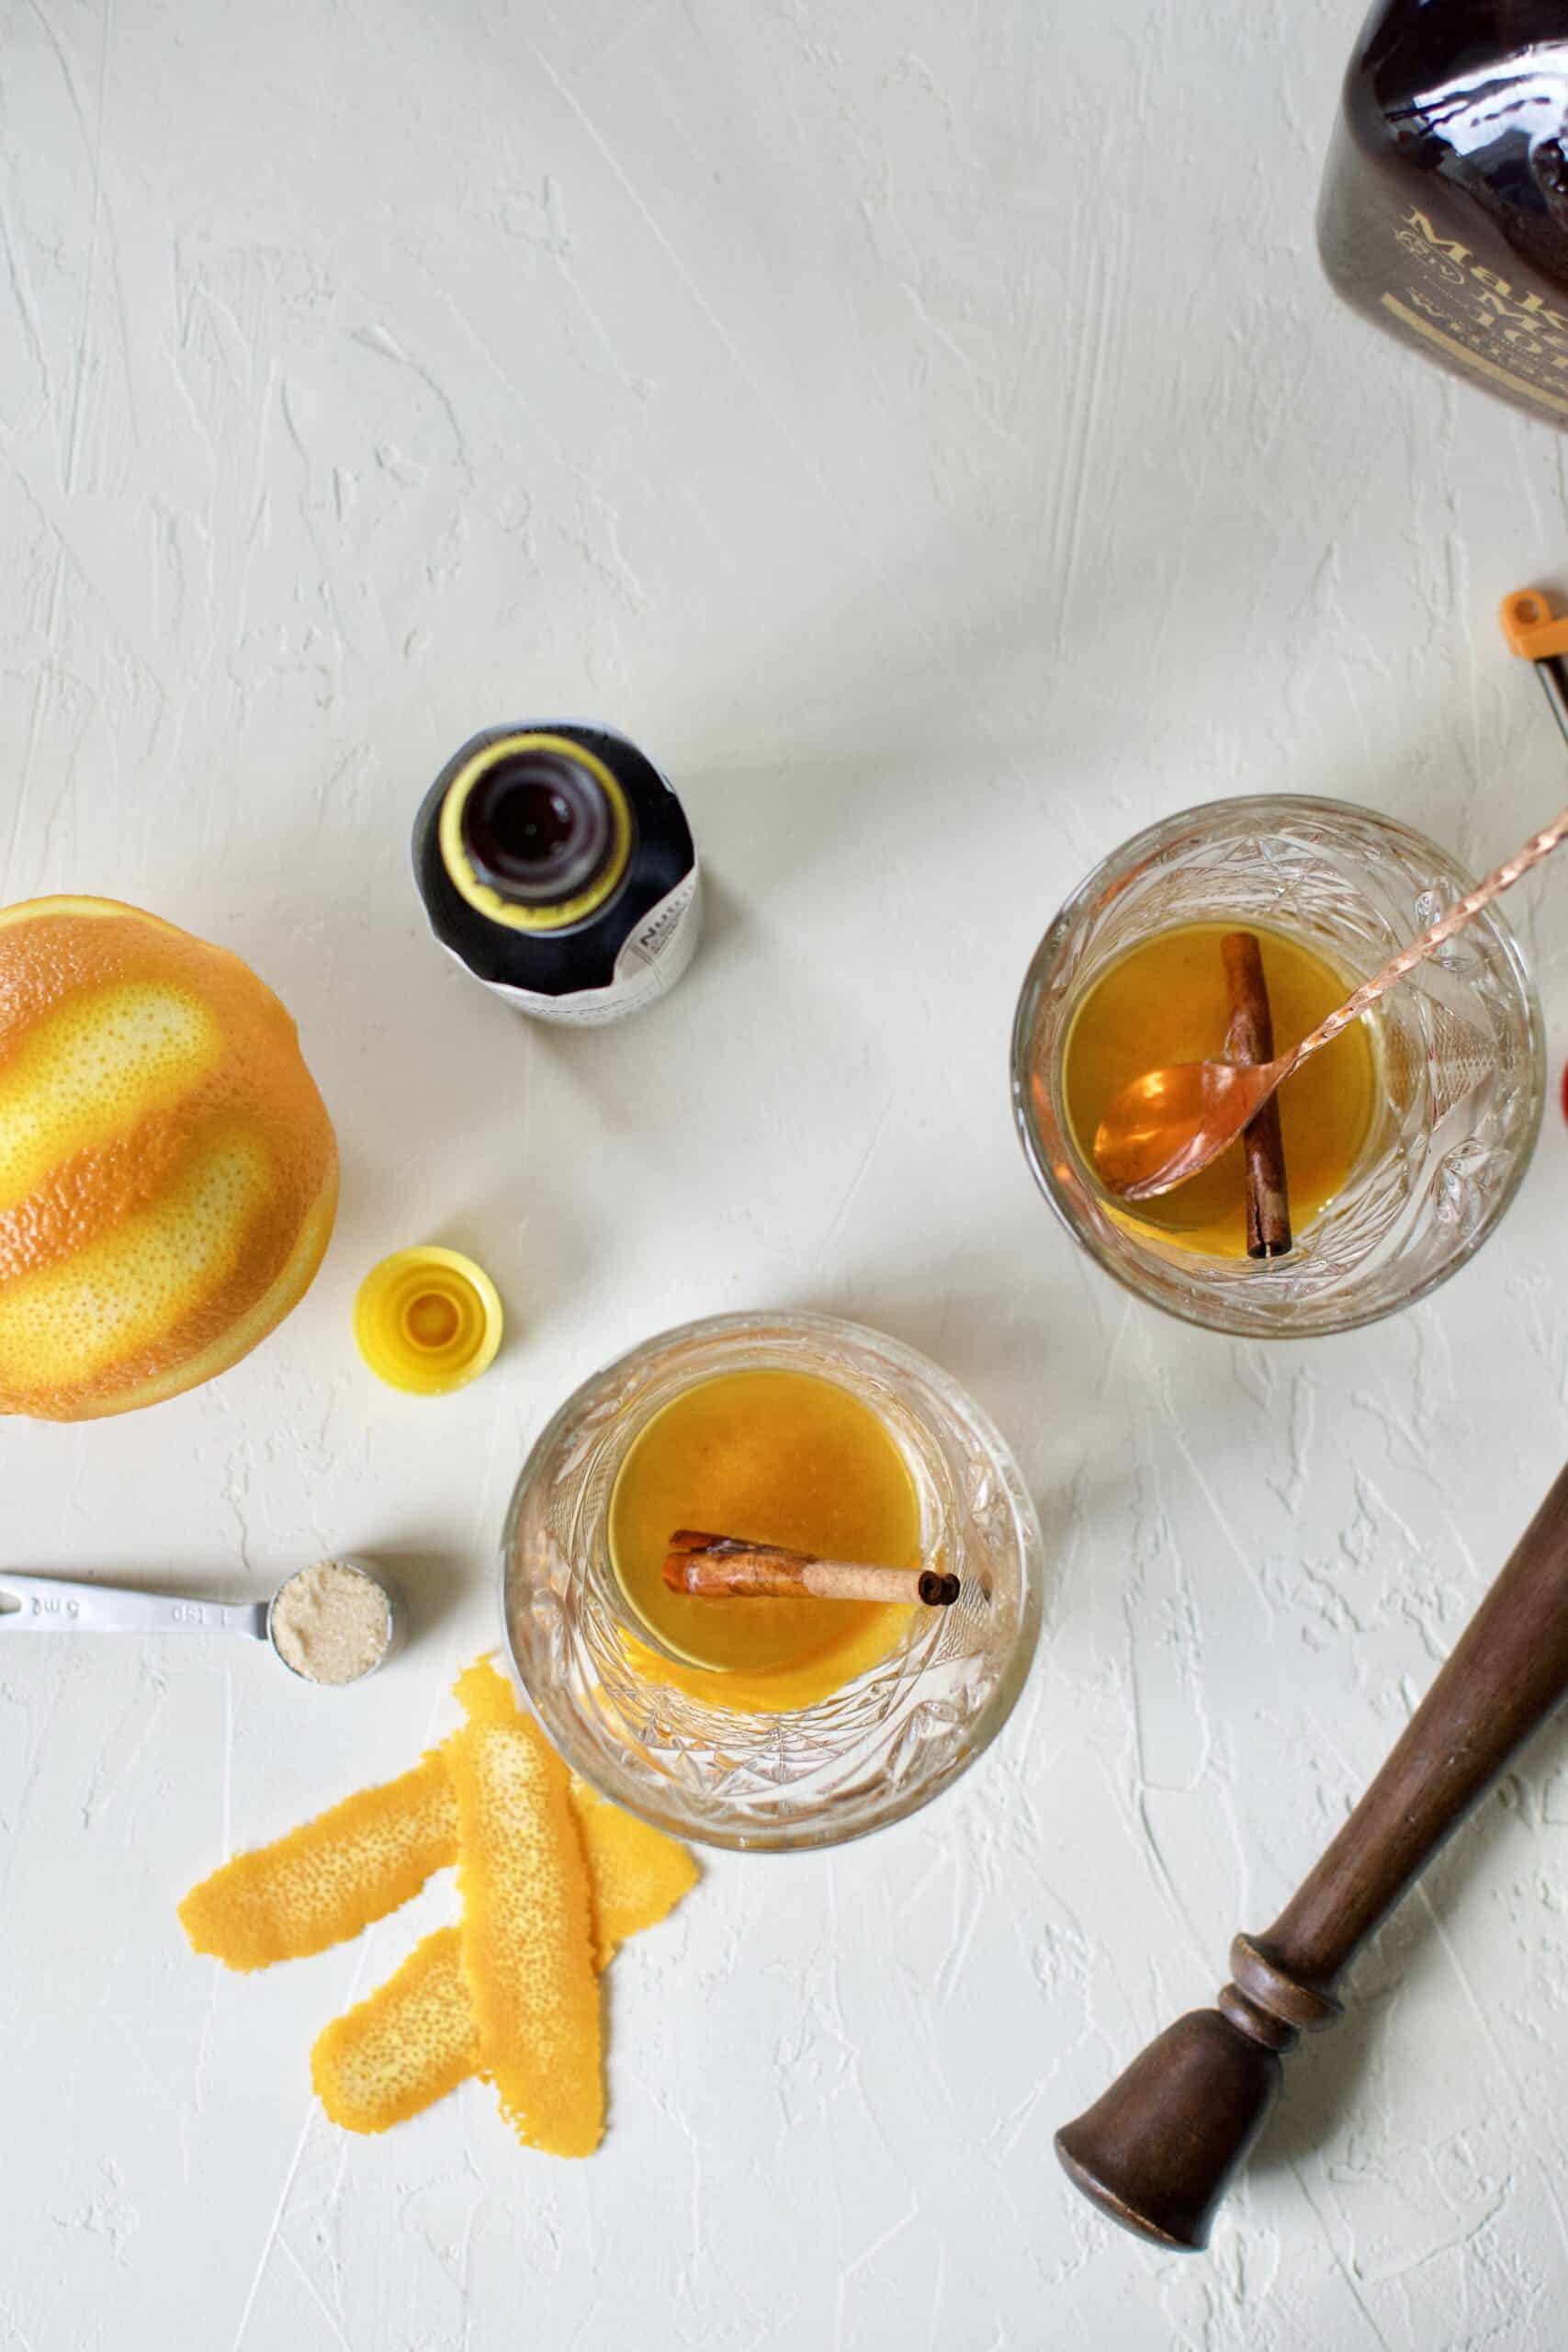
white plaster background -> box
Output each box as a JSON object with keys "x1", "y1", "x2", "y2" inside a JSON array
[{"x1": 4, "y1": 0, "x2": 1568, "y2": 2344}]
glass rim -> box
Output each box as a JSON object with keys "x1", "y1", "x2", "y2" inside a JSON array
[
  {"x1": 497, "y1": 1306, "x2": 1045, "y2": 1854},
  {"x1": 1010, "y1": 792, "x2": 1546, "y2": 1339}
]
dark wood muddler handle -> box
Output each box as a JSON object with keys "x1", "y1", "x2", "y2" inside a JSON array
[{"x1": 1056, "y1": 1456, "x2": 1568, "y2": 2252}]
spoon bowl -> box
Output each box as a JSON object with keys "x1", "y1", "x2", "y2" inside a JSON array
[
  {"x1": 1091, "y1": 796, "x2": 1568, "y2": 1204},
  {"x1": 1094, "y1": 1057, "x2": 1292, "y2": 1200}
]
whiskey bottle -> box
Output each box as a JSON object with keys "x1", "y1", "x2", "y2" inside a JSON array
[{"x1": 1319, "y1": 0, "x2": 1568, "y2": 425}]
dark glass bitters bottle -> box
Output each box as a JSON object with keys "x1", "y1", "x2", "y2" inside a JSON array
[
  {"x1": 1319, "y1": 0, "x2": 1568, "y2": 425},
  {"x1": 412, "y1": 725, "x2": 701, "y2": 1025}
]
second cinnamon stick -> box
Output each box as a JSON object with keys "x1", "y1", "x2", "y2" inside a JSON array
[
  {"x1": 663, "y1": 1531, "x2": 959, "y2": 1607},
  {"x1": 1220, "y1": 932, "x2": 1292, "y2": 1260}
]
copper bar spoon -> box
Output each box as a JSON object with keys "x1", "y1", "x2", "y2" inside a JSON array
[{"x1": 1092, "y1": 800, "x2": 1568, "y2": 1203}]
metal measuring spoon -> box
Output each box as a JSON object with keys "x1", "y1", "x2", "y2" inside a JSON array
[{"x1": 0, "y1": 1555, "x2": 400, "y2": 1686}]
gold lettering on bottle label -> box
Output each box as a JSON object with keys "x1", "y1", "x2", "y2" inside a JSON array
[
  {"x1": 1386, "y1": 209, "x2": 1568, "y2": 415},
  {"x1": 1381, "y1": 297, "x2": 1568, "y2": 419}
]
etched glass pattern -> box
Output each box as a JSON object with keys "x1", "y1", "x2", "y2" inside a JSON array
[
  {"x1": 501, "y1": 1312, "x2": 1043, "y2": 1852},
  {"x1": 1011, "y1": 797, "x2": 1543, "y2": 1339}
]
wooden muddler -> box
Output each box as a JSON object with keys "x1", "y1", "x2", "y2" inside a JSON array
[
  {"x1": 1220, "y1": 931, "x2": 1292, "y2": 1259},
  {"x1": 1056, "y1": 1457, "x2": 1568, "y2": 2251},
  {"x1": 662, "y1": 1530, "x2": 959, "y2": 1608}
]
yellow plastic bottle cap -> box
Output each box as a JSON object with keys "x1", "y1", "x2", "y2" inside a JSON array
[{"x1": 354, "y1": 1247, "x2": 504, "y2": 1396}]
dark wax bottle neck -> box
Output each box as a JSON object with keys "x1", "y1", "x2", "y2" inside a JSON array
[{"x1": 460, "y1": 749, "x2": 615, "y2": 906}]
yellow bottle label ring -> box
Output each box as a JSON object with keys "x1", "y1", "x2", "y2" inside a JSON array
[
  {"x1": 354, "y1": 1247, "x2": 504, "y2": 1396},
  {"x1": 437, "y1": 734, "x2": 632, "y2": 932}
]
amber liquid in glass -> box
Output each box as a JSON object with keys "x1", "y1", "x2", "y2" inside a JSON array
[
  {"x1": 1062, "y1": 923, "x2": 1377, "y2": 1258},
  {"x1": 608, "y1": 1368, "x2": 921, "y2": 1713}
]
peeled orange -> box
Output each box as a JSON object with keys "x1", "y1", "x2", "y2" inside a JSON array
[{"x1": 0, "y1": 896, "x2": 338, "y2": 1420}]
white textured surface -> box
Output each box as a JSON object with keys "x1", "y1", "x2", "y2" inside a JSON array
[{"x1": 4, "y1": 0, "x2": 1568, "y2": 2343}]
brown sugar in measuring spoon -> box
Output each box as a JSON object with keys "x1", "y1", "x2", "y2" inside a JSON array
[{"x1": 1055, "y1": 1457, "x2": 1568, "y2": 2250}]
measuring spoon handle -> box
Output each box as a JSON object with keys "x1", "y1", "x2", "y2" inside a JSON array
[
  {"x1": 1292, "y1": 799, "x2": 1568, "y2": 1065},
  {"x1": 0, "y1": 1571, "x2": 268, "y2": 1639}
]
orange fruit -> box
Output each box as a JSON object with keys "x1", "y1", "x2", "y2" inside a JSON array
[{"x1": 0, "y1": 896, "x2": 338, "y2": 1420}]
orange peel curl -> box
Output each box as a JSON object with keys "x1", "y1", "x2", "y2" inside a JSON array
[
  {"x1": 181, "y1": 1656, "x2": 698, "y2": 2151},
  {"x1": 177, "y1": 1749, "x2": 457, "y2": 1972}
]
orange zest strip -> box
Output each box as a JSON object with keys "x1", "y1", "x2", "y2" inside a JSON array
[
  {"x1": 184, "y1": 1656, "x2": 698, "y2": 2148},
  {"x1": 448, "y1": 1707, "x2": 603, "y2": 2157},
  {"x1": 177, "y1": 1749, "x2": 458, "y2": 1972},
  {"x1": 308, "y1": 1667, "x2": 698, "y2": 2134},
  {"x1": 454, "y1": 1656, "x2": 699, "y2": 1963},
  {"x1": 179, "y1": 1668, "x2": 697, "y2": 1983},
  {"x1": 451, "y1": 1654, "x2": 523, "y2": 1729},
  {"x1": 309, "y1": 1791, "x2": 699, "y2": 2133},
  {"x1": 311, "y1": 1927, "x2": 478, "y2": 2134},
  {"x1": 570, "y1": 1776, "x2": 701, "y2": 1970}
]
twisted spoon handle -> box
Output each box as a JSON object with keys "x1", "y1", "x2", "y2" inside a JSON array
[{"x1": 1291, "y1": 801, "x2": 1568, "y2": 1064}]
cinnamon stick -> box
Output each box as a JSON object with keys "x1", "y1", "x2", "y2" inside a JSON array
[
  {"x1": 662, "y1": 1530, "x2": 959, "y2": 1607},
  {"x1": 1220, "y1": 932, "x2": 1292, "y2": 1260}
]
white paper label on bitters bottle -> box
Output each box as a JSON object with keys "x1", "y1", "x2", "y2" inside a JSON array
[{"x1": 469, "y1": 865, "x2": 703, "y2": 1027}]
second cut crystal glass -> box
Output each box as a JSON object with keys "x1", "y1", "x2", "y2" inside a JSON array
[{"x1": 1011, "y1": 796, "x2": 1544, "y2": 1338}]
